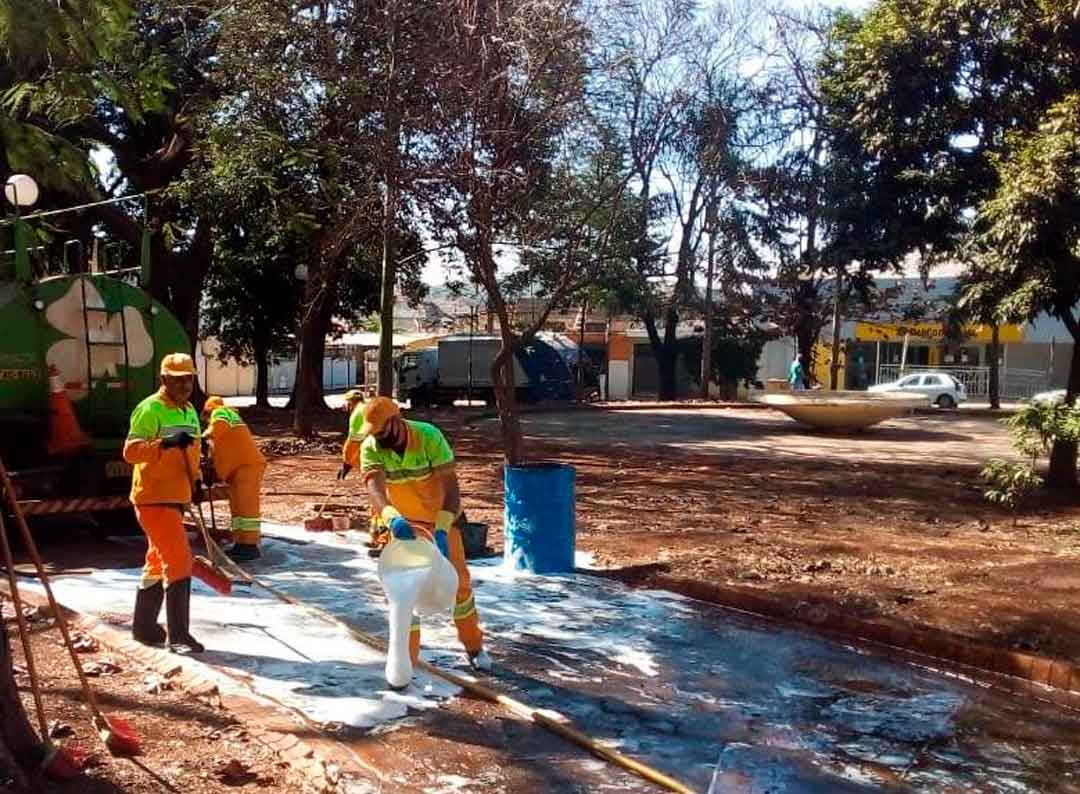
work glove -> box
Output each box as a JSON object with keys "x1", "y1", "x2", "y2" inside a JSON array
[
  {"x1": 434, "y1": 510, "x2": 455, "y2": 559},
  {"x1": 161, "y1": 431, "x2": 195, "y2": 450},
  {"x1": 381, "y1": 506, "x2": 415, "y2": 540},
  {"x1": 433, "y1": 529, "x2": 450, "y2": 559},
  {"x1": 388, "y1": 517, "x2": 415, "y2": 541},
  {"x1": 337, "y1": 463, "x2": 352, "y2": 481}
]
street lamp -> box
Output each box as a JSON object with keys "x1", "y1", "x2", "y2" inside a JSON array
[
  {"x1": 4, "y1": 174, "x2": 39, "y2": 209},
  {"x1": 5, "y1": 174, "x2": 38, "y2": 281}
]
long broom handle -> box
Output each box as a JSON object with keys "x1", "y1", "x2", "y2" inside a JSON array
[
  {"x1": 0, "y1": 457, "x2": 106, "y2": 724},
  {"x1": 0, "y1": 510, "x2": 51, "y2": 743},
  {"x1": 180, "y1": 449, "x2": 215, "y2": 556},
  {"x1": 209, "y1": 534, "x2": 698, "y2": 794}
]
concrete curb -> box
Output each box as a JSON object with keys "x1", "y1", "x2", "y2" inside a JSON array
[
  {"x1": 5, "y1": 587, "x2": 382, "y2": 792},
  {"x1": 640, "y1": 574, "x2": 1080, "y2": 711}
]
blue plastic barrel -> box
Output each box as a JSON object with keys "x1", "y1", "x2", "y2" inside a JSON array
[{"x1": 503, "y1": 463, "x2": 575, "y2": 573}]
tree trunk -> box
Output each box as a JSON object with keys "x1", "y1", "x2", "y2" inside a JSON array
[
  {"x1": 701, "y1": 227, "x2": 715, "y2": 400},
  {"x1": 254, "y1": 339, "x2": 270, "y2": 410},
  {"x1": 988, "y1": 323, "x2": 1001, "y2": 410},
  {"x1": 491, "y1": 339, "x2": 524, "y2": 465},
  {"x1": 829, "y1": 270, "x2": 843, "y2": 390},
  {"x1": 293, "y1": 272, "x2": 336, "y2": 437},
  {"x1": 1047, "y1": 331, "x2": 1080, "y2": 488},
  {"x1": 0, "y1": 620, "x2": 44, "y2": 786}
]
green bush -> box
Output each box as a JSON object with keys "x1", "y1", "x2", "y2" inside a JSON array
[{"x1": 981, "y1": 400, "x2": 1080, "y2": 522}]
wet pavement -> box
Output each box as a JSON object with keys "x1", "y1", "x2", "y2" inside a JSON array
[{"x1": 35, "y1": 525, "x2": 1080, "y2": 793}]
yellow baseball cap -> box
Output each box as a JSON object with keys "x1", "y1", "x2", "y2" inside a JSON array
[
  {"x1": 202, "y1": 395, "x2": 224, "y2": 415},
  {"x1": 359, "y1": 396, "x2": 400, "y2": 437},
  {"x1": 160, "y1": 352, "x2": 196, "y2": 377}
]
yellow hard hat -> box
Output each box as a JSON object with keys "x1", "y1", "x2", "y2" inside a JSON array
[
  {"x1": 359, "y1": 396, "x2": 400, "y2": 437},
  {"x1": 343, "y1": 388, "x2": 365, "y2": 405},
  {"x1": 160, "y1": 352, "x2": 196, "y2": 377},
  {"x1": 202, "y1": 395, "x2": 225, "y2": 415}
]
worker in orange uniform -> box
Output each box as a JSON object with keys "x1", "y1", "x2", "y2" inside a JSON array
[
  {"x1": 340, "y1": 396, "x2": 492, "y2": 673},
  {"x1": 201, "y1": 396, "x2": 267, "y2": 562},
  {"x1": 339, "y1": 390, "x2": 390, "y2": 553},
  {"x1": 124, "y1": 353, "x2": 205, "y2": 654}
]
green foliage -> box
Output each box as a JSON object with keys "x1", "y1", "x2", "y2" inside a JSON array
[
  {"x1": 1002, "y1": 401, "x2": 1080, "y2": 464},
  {"x1": 981, "y1": 459, "x2": 1043, "y2": 521},
  {"x1": 681, "y1": 321, "x2": 767, "y2": 389}
]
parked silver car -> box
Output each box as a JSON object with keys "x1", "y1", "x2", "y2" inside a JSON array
[{"x1": 868, "y1": 371, "x2": 967, "y2": 408}]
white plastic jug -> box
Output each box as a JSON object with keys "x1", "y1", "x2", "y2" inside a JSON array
[{"x1": 377, "y1": 538, "x2": 459, "y2": 687}]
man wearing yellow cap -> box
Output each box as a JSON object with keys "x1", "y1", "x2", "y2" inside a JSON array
[
  {"x1": 201, "y1": 396, "x2": 267, "y2": 562},
  {"x1": 123, "y1": 353, "x2": 205, "y2": 654},
  {"x1": 340, "y1": 395, "x2": 491, "y2": 673}
]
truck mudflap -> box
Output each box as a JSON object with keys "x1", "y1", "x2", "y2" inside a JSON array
[{"x1": 16, "y1": 484, "x2": 229, "y2": 516}]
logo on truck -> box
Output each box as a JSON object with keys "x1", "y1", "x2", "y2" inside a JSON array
[{"x1": 44, "y1": 278, "x2": 154, "y2": 400}]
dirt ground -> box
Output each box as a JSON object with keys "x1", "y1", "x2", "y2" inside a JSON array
[
  {"x1": 2, "y1": 604, "x2": 313, "y2": 793},
  {"x1": 244, "y1": 403, "x2": 1080, "y2": 665}
]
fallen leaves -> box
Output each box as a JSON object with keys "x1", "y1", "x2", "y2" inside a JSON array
[
  {"x1": 215, "y1": 759, "x2": 268, "y2": 787},
  {"x1": 144, "y1": 674, "x2": 176, "y2": 695},
  {"x1": 85, "y1": 659, "x2": 122, "y2": 677},
  {"x1": 48, "y1": 720, "x2": 76, "y2": 739},
  {"x1": 71, "y1": 633, "x2": 99, "y2": 653}
]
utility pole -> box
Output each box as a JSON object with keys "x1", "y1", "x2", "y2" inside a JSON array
[
  {"x1": 701, "y1": 200, "x2": 718, "y2": 400},
  {"x1": 829, "y1": 264, "x2": 844, "y2": 390},
  {"x1": 376, "y1": 6, "x2": 400, "y2": 397}
]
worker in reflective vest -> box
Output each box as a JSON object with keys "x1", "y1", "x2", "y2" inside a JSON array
[
  {"x1": 123, "y1": 353, "x2": 204, "y2": 654},
  {"x1": 201, "y1": 396, "x2": 267, "y2": 562},
  {"x1": 340, "y1": 396, "x2": 492, "y2": 673}
]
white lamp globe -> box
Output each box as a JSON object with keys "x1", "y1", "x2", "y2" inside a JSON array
[{"x1": 4, "y1": 174, "x2": 39, "y2": 208}]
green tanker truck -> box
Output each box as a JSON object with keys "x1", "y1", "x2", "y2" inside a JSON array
[{"x1": 1, "y1": 204, "x2": 191, "y2": 521}]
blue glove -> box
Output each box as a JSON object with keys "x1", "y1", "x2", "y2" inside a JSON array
[
  {"x1": 433, "y1": 529, "x2": 450, "y2": 559},
  {"x1": 388, "y1": 516, "x2": 415, "y2": 540}
]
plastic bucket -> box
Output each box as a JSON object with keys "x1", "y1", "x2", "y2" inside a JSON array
[
  {"x1": 503, "y1": 462, "x2": 575, "y2": 573},
  {"x1": 377, "y1": 538, "x2": 458, "y2": 616}
]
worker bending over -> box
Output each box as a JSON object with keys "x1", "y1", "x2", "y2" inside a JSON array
[
  {"x1": 201, "y1": 396, "x2": 267, "y2": 562},
  {"x1": 341, "y1": 391, "x2": 390, "y2": 553},
  {"x1": 123, "y1": 353, "x2": 204, "y2": 654},
  {"x1": 340, "y1": 395, "x2": 492, "y2": 672}
]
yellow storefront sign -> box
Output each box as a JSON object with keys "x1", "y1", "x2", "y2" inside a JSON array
[{"x1": 854, "y1": 321, "x2": 1024, "y2": 344}]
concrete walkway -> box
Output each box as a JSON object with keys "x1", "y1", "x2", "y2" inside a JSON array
[{"x1": 35, "y1": 524, "x2": 1080, "y2": 793}]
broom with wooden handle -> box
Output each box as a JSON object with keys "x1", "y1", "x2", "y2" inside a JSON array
[
  {"x1": 180, "y1": 451, "x2": 233, "y2": 596},
  {"x1": 0, "y1": 456, "x2": 141, "y2": 756}
]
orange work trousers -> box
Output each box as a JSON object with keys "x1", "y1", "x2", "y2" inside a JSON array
[
  {"x1": 409, "y1": 520, "x2": 483, "y2": 663},
  {"x1": 227, "y1": 462, "x2": 265, "y2": 545},
  {"x1": 135, "y1": 505, "x2": 193, "y2": 587}
]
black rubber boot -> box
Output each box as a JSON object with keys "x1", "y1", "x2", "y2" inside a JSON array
[
  {"x1": 132, "y1": 582, "x2": 165, "y2": 646},
  {"x1": 226, "y1": 543, "x2": 260, "y2": 562},
  {"x1": 165, "y1": 578, "x2": 204, "y2": 654}
]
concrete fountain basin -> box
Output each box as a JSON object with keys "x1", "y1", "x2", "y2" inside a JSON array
[{"x1": 753, "y1": 390, "x2": 929, "y2": 431}]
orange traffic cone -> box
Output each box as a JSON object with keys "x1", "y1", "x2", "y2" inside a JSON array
[{"x1": 46, "y1": 366, "x2": 91, "y2": 457}]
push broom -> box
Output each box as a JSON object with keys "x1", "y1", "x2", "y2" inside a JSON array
[
  {"x1": 0, "y1": 456, "x2": 141, "y2": 757},
  {"x1": 181, "y1": 452, "x2": 234, "y2": 596}
]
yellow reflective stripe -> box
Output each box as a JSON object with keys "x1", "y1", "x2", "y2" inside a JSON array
[
  {"x1": 230, "y1": 516, "x2": 262, "y2": 530},
  {"x1": 453, "y1": 595, "x2": 476, "y2": 620},
  {"x1": 210, "y1": 407, "x2": 245, "y2": 427},
  {"x1": 385, "y1": 467, "x2": 434, "y2": 483},
  {"x1": 410, "y1": 615, "x2": 421, "y2": 631}
]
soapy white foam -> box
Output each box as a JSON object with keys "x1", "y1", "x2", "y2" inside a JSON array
[{"x1": 382, "y1": 567, "x2": 429, "y2": 687}]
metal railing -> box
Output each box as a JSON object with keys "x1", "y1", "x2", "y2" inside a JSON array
[{"x1": 876, "y1": 364, "x2": 1049, "y2": 400}]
